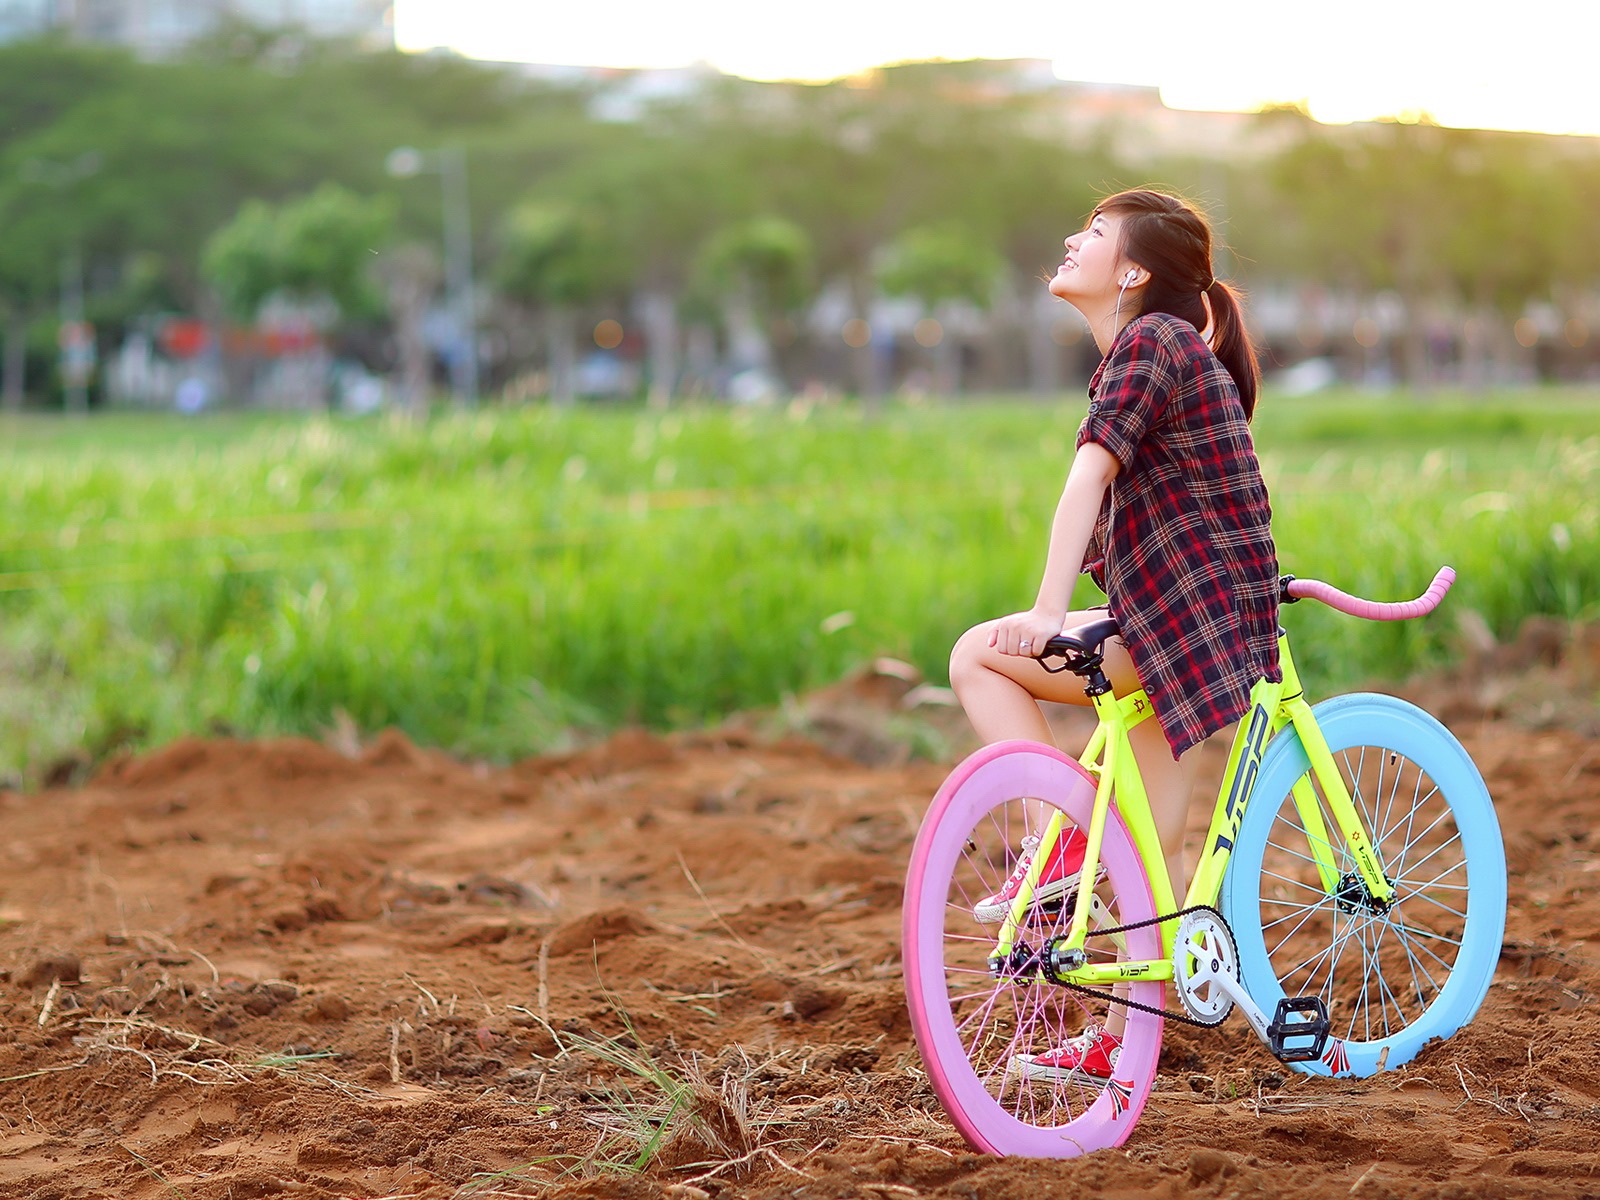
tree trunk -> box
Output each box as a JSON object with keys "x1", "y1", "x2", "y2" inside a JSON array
[
  {"x1": 1025, "y1": 291, "x2": 1062, "y2": 395},
  {"x1": 395, "y1": 272, "x2": 434, "y2": 417},
  {"x1": 546, "y1": 306, "x2": 577, "y2": 406},
  {"x1": 199, "y1": 290, "x2": 251, "y2": 409},
  {"x1": 933, "y1": 302, "x2": 963, "y2": 396},
  {"x1": 2, "y1": 312, "x2": 25, "y2": 412},
  {"x1": 847, "y1": 269, "x2": 883, "y2": 408},
  {"x1": 684, "y1": 323, "x2": 716, "y2": 399},
  {"x1": 723, "y1": 292, "x2": 772, "y2": 374},
  {"x1": 638, "y1": 290, "x2": 679, "y2": 410},
  {"x1": 1396, "y1": 291, "x2": 1429, "y2": 388},
  {"x1": 378, "y1": 243, "x2": 443, "y2": 419},
  {"x1": 399, "y1": 311, "x2": 431, "y2": 419}
]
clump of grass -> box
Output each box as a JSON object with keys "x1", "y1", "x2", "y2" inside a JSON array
[
  {"x1": 462, "y1": 1011, "x2": 786, "y2": 1197},
  {"x1": 249, "y1": 1049, "x2": 341, "y2": 1072},
  {"x1": 561, "y1": 999, "x2": 762, "y2": 1179}
]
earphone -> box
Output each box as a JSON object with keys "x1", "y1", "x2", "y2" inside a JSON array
[{"x1": 1113, "y1": 270, "x2": 1137, "y2": 330}]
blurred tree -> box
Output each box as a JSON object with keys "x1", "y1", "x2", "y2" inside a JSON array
[
  {"x1": 1262, "y1": 118, "x2": 1588, "y2": 382},
  {"x1": 0, "y1": 42, "x2": 131, "y2": 406},
  {"x1": 202, "y1": 183, "x2": 393, "y2": 406},
  {"x1": 1, "y1": 31, "x2": 600, "y2": 406},
  {"x1": 494, "y1": 200, "x2": 623, "y2": 405},
  {"x1": 1437, "y1": 130, "x2": 1580, "y2": 310},
  {"x1": 5, "y1": 31, "x2": 1597, "y2": 402},
  {"x1": 879, "y1": 223, "x2": 1004, "y2": 394},
  {"x1": 203, "y1": 183, "x2": 393, "y2": 319},
  {"x1": 1266, "y1": 120, "x2": 1457, "y2": 381},
  {"x1": 728, "y1": 80, "x2": 917, "y2": 400},
  {"x1": 557, "y1": 91, "x2": 754, "y2": 405},
  {"x1": 0, "y1": 38, "x2": 135, "y2": 144},
  {"x1": 0, "y1": 283, "x2": 38, "y2": 412},
  {"x1": 0, "y1": 231, "x2": 55, "y2": 411},
  {"x1": 692, "y1": 216, "x2": 813, "y2": 388}
]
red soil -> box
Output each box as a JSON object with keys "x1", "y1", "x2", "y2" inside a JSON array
[{"x1": 3, "y1": 635, "x2": 1599, "y2": 1200}]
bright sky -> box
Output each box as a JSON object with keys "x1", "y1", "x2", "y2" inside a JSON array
[{"x1": 393, "y1": 0, "x2": 1600, "y2": 138}]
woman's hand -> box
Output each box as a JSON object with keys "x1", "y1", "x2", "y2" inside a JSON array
[{"x1": 987, "y1": 608, "x2": 1066, "y2": 658}]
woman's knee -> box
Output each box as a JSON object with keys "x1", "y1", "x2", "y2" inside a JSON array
[{"x1": 948, "y1": 622, "x2": 991, "y2": 692}]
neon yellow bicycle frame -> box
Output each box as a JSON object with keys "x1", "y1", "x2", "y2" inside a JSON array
[{"x1": 990, "y1": 628, "x2": 1395, "y2": 987}]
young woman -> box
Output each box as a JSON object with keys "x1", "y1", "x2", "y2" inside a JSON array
[{"x1": 947, "y1": 188, "x2": 1279, "y2": 1082}]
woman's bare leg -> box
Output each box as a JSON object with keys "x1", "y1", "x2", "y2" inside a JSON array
[
  {"x1": 949, "y1": 610, "x2": 1139, "y2": 742},
  {"x1": 951, "y1": 612, "x2": 1204, "y2": 1041},
  {"x1": 949, "y1": 610, "x2": 1128, "y2": 836},
  {"x1": 1129, "y1": 714, "x2": 1205, "y2": 902}
]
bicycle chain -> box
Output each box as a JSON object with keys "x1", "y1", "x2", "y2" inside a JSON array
[{"x1": 1044, "y1": 902, "x2": 1230, "y2": 1029}]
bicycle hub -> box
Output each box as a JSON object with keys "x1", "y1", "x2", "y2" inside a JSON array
[
  {"x1": 1333, "y1": 870, "x2": 1391, "y2": 915},
  {"x1": 988, "y1": 941, "x2": 1043, "y2": 983},
  {"x1": 1041, "y1": 939, "x2": 1088, "y2": 985}
]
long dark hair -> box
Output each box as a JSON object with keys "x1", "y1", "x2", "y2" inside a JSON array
[{"x1": 1096, "y1": 188, "x2": 1260, "y2": 419}]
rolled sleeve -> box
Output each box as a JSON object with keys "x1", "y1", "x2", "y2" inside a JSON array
[{"x1": 1076, "y1": 321, "x2": 1175, "y2": 471}]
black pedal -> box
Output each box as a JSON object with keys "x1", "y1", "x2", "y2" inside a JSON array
[{"x1": 1267, "y1": 996, "x2": 1330, "y2": 1063}]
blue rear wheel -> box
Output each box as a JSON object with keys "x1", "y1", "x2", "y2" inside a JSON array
[{"x1": 1222, "y1": 694, "x2": 1505, "y2": 1076}]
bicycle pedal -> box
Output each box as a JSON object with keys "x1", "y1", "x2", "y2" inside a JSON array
[{"x1": 1267, "y1": 995, "x2": 1330, "y2": 1063}]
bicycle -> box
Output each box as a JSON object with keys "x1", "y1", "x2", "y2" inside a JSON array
[{"x1": 902, "y1": 568, "x2": 1506, "y2": 1157}]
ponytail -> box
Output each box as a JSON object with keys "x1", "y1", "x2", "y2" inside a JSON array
[
  {"x1": 1204, "y1": 279, "x2": 1259, "y2": 420},
  {"x1": 1095, "y1": 188, "x2": 1262, "y2": 421}
]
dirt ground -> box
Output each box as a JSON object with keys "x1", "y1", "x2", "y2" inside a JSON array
[{"x1": 4, "y1": 622, "x2": 1600, "y2": 1200}]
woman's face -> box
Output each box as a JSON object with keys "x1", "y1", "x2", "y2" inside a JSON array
[{"x1": 1049, "y1": 210, "x2": 1133, "y2": 303}]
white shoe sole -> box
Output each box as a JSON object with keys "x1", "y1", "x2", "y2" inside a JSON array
[
  {"x1": 1008, "y1": 1055, "x2": 1112, "y2": 1087},
  {"x1": 970, "y1": 870, "x2": 1086, "y2": 925}
]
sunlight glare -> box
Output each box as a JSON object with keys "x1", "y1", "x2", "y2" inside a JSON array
[{"x1": 392, "y1": 0, "x2": 1600, "y2": 137}]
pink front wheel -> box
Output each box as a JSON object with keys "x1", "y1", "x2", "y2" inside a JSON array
[{"x1": 902, "y1": 741, "x2": 1165, "y2": 1157}]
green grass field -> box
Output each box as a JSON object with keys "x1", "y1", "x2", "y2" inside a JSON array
[{"x1": 3, "y1": 388, "x2": 1597, "y2": 787}]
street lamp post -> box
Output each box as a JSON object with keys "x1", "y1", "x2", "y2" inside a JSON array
[{"x1": 387, "y1": 145, "x2": 479, "y2": 407}]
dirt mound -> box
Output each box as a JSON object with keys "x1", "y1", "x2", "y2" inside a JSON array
[{"x1": 1, "y1": 652, "x2": 1598, "y2": 1199}]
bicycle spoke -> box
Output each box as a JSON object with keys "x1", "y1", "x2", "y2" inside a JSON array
[
  {"x1": 1394, "y1": 914, "x2": 1435, "y2": 1015},
  {"x1": 1384, "y1": 912, "x2": 1464, "y2": 949},
  {"x1": 1376, "y1": 753, "x2": 1406, "y2": 853},
  {"x1": 1285, "y1": 923, "x2": 1343, "y2": 994},
  {"x1": 953, "y1": 984, "x2": 1008, "y2": 1038},
  {"x1": 1383, "y1": 779, "x2": 1442, "y2": 848},
  {"x1": 1263, "y1": 839, "x2": 1338, "y2": 872},
  {"x1": 1399, "y1": 853, "x2": 1470, "y2": 890},
  {"x1": 1261, "y1": 897, "x2": 1331, "y2": 937},
  {"x1": 1367, "y1": 920, "x2": 1411, "y2": 1035},
  {"x1": 1387, "y1": 919, "x2": 1446, "y2": 1009},
  {"x1": 1361, "y1": 745, "x2": 1385, "y2": 839},
  {"x1": 1390, "y1": 803, "x2": 1453, "y2": 866},
  {"x1": 1350, "y1": 920, "x2": 1377, "y2": 1041},
  {"x1": 1396, "y1": 829, "x2": 1464, "y2": 883},
  {"x1": 1260, "y1": 866, "x2": 1331, "y2": 897},
  {"x1": 1266, "y1": 898, "x2": 1335, "y2": 960},
  {"x1": 1386, "y1": 922, "x2": 1459, "y2": 976},
  {"x1": 1377, "y1": 763, "x2": 1428, "y2": 845}
]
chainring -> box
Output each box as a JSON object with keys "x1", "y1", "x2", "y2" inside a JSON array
[{"x1": 1171, "y1": 907, "x2": 1239, "y2": 1026}]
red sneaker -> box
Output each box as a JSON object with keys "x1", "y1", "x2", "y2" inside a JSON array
[
  {"x1": 1012, "y1": 1024, "x2": 1123, "y2": 1085},
  {"x1": 971, "y1": 827, "x2": 1088, "y2": 925}
]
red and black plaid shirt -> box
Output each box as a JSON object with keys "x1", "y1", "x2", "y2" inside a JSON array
[{"x1": 1077, "y1": 312, "x2": 1280, "y2": 759}]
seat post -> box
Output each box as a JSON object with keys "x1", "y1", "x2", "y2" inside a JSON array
[{"x1": 1081, "y1": 660, "x2": 1113, "y2": 697}]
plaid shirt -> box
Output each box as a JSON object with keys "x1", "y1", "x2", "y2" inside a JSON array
[{"x1": 1077, "y1": 312, "x2": 1280, "y2": 759}]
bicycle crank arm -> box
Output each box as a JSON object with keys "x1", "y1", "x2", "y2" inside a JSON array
[
  {"x1": 1198, "y1": 966, "x2": 1272, "y2": 1042},
  {"x1": 1206, "y1": 971, "x2": 1335, "y2": 1063}
]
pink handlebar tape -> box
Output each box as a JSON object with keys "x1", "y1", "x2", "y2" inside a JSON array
[{"x1": 1286, "y1": 566, "x2": 1456, "y2": 621}]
